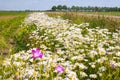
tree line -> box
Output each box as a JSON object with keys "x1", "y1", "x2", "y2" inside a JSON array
[{"x1": 51, "y1": 5, "x2": 120, "y2": 12}]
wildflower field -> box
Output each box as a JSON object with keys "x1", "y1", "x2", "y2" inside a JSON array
[{"x1": 0, "y1": 12, "x2": 120, "y2": 80}]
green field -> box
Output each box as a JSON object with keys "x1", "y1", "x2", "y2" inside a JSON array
[{"x1": 0, "y1": 11, "x2": 29, "y2": 16}]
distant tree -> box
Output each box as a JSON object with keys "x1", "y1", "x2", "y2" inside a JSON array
[
  {"x1": 67, "y1": 7, "x2": 71, "y2": 11},
  {"x1": 51, "y1": 5, "x2": 120, "y2": 12},
  {"x1": 76, "y1": 6, "x2": 80, "y2": 11},
  {"x1": 94, "y1": 7, "x2": 98, "y2": 12},
  {"x1": 52, "y1": 6, "x2": 57, "y2": 11},
  {"x1": 57, "y1": 5, "x2": 62, "y2": 11},
  {"x1": 62, "y1": 5, "x2": 67, "y2": 11},
  {"x1": 71, "y1": 6, "x2": 76, "y2": 11},
  {"x1": 118, "y1": 7, "x2": 120, "y2": 11}
]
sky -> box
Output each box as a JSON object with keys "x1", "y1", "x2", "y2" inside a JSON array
[{"x1": 0, "y1": 0, "x2": 120, "y2": 10}]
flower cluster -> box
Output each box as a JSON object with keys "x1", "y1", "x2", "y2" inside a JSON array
[{"x1": 1, "y1": 12, "x2": 120, "y2": 80}]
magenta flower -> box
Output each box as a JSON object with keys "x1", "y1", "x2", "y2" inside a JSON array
[
  {"x1": 111, "y1": 63, "x2": 116, "y2": 68},
  {"x1": 111, "y1": 64, "x2": 115, "y2": 67},
  {"x1": 32, "y1": 48, "x2": 43, "y2": 59},
  {"x1": 55, "y1": 65, "x2": 64, "y2": 73}
]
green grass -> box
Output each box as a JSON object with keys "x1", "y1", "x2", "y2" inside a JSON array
[{"x1": 0, "y1": 11, "x2": 32, "y2": 56}]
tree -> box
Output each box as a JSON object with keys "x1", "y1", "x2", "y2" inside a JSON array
[
  {"x1": 52, "y1": 6, "x2": 57, "y2": 11},
  {"x1": 51, "y1": 5, "x2": 120, "y2": 12},
  {"x1": 76, "y1": 6, "x2": 80, "y2": 11},
  {"x1": 63, "y1": 5, "x2": 67, "y2": 11},
  {"x1": 95, "y1": 7, "x2": 98, "y2": 12},
  {"x1": 57, "y1": 5, "x2": 62, "y2": 11},
  {"x1": 71, "y1": 6, "x2": 76, "y2": 11}
]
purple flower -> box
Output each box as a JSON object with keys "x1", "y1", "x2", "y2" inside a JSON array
[
  {"x1": 111, "y1": 63, "x2": 116, "y2": 68},
  {"x1": 32, "y1": 48, "x2": 43, "y2": 59},
  {"x1": 55, "y1": 65, "x2": 64, "y2": 73},
  {"x1": 111, "y1": 64, "x2": 115, "y2": 67}
]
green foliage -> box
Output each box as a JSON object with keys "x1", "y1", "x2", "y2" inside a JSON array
[
  {"x1": 51, "y1": 5, "x2": 68, "y2": 11},
  {"x1": 52, "y1": 6, "x2": 57, "y2": 11},
  {"x1": 13, "y1": 24, "x2": 37, "y2": 53},
  {"x1": 57, "y1": 5, "x2": 63, "y2": 10},
  {"x1": 62, "y1": 5, "x2": 67, "y2": 10}
]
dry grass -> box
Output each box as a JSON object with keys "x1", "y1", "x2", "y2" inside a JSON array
[{"x1": 0, "y1": 16, "x2": 18, "y2": 20}]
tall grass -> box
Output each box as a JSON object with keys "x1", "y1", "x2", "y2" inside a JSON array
[
  {"x1": 81, "y1": 12, "x2": 120, "y2": 16},
  {"x1": 46, "y1": 12, "x2": 120, "y2": 32}
]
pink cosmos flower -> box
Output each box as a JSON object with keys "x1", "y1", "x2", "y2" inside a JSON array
[
  {"x1": 32, "y1": 48, "x2": 43, "y2": 59},
  {"x1": 55, "y1": 65, "x2": 64, "y2": 73}
]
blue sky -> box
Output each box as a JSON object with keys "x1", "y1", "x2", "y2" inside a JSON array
[{"x1": 0, "y1": 0, "x2": 120, "y2": 10}]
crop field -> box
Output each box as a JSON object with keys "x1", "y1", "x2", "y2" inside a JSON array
[{"x1": 0, "y1": 12, "x2": 120, "y2": 80}]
